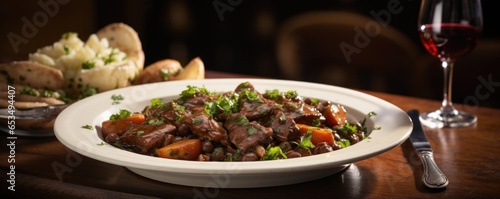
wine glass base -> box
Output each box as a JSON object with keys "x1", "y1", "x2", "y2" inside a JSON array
[{"x1": 419, "y1": 109, "x2": 477, "y2": 128}]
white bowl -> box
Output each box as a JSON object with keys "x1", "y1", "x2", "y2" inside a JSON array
[{"x1": 54, "y1": 78, "x2": 412, "y2": 188}]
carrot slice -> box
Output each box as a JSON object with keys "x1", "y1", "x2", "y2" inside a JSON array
[
  {"x1": 156, "y1": 139, "x2": 202, "y2": 160},
  {"x1": 101, "y1": 113, "x2": 146, "y2": 138},
  {"x1": 323, "y1": 104, "x2": 347, "y2": 127},
  {"x1": 296, "y1": 124, "x2": 335, "y2": 146}
]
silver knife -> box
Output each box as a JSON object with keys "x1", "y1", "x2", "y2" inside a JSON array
[{"x1": 407, "y1": 109, "x2": 449, "y2": 188}]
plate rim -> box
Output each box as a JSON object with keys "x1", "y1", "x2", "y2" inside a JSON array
[{"x1": 54, "y1": 78, "x2": 412, "y2": 175}]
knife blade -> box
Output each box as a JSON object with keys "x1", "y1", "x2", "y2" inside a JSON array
[{"x1": 407, "y1": 109, "x2": 449, "y2": 189}]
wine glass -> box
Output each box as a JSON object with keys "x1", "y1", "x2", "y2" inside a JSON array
[{"x1": 417, "y1": 0, "x2": 483, "y2": 128}]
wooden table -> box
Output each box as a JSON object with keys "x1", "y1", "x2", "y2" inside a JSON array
[{"x1": 3, "y1": 71, "x2": 500, "y2": 198}]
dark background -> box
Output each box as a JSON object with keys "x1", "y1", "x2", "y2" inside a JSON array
[{"x1": 1, "y1": 0, "x2": 499, "y2": 108}]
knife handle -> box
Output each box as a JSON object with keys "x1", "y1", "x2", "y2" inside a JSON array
[{"x1": 418, "y1": 151, "x2": 449, "y2": 188}]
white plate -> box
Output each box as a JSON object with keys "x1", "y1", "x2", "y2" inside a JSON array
[{"x1": 54, "y1": 78, "x2": 412, "y2": 188}]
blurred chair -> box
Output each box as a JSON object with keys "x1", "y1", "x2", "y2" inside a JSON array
[
  {"x1": 275, "y1": 11, "x2": 421, "y2": 95},
  {"x1": 414, "y1": 38, "x2": 500, "y2": 108}
]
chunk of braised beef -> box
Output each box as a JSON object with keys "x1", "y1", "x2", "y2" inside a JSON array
[
  {"x1": 281, "y1": 100, "x2": 324, "y2": 125},
  {"x1": 234, "y1": 81, "x2": 255, "y2": 93},
  {"x1": 239, "y1": 100, "x2": 280, "y2": 120},
  {"x1": 331, "y1": 142, "x2": 342, "y2": 150},
  {"x1": 333, "y1": 122, "x2": 364, "y2": 145},
  {"x1": 313, "y1": 142, "x2": 334, "y2": 154},
  {"x1": 261, "y1": 109, "x2": 300, "y2": 142},
  {"x1": 182, "y1": 93, "x2": 215, "y2": 111},
  {"x1": 210, "y1": 146, "x2": 226, "y2": 161},
  {"x1": 241, "y1": 152, "x2": 259, "y2": 161},
  {"x1": 163, "y1": 134, "x2": 175, "y2": 146},
  {"x1": 119, "y1": 124, "x2": 176, "y2": 155},
  {"x1": 104, "y1": 133, "x2": 120, "y2": 143},
  {"x1": 184, "y1": 109, "x2": 229, "y2": 146},
  {"x1": 225, "y1": 113, "x2": 273, "y2": 151},
  {"x1": 262, "y1": 91, "x2": 287, "y2": 104},
  {"x1": 347, "y1": 133, "x2": 361, "y2": 144},
  {"x1": 236, "y1": 85, "x2": 275, "y2": 119},
  {"x1": 151, "y1": 101, "x2": 191, "y2": 136},
  {"x1": 285, "y1": 150, "x2": 302, "y2": 158},
  {"x1": 211, "y1": 91, "x2": 239, "y2": 121},
  {"x1": 303, "y1": 98, "x2": 331, "y2": 113},
  {"x1": 225, "y1": 149, "x2": 243, "y2": 161},
  {"x1": 224, "y1": 113, "x2": 247, "y2": 131},
  {"x1": 279, "y1": 141, "x2": 293, "y2": 152},
  {"x1": 293, "y1": 146, "x2": 312, "y2": 157}
]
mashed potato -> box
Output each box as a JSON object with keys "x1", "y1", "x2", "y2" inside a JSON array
[{"x1": 29, "y1": 32, "x2": 139, "y2": 94}]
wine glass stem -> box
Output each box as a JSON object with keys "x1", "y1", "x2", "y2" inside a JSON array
[{"x1": 441, "y1": 61, "x2": 457, "y2": 113}]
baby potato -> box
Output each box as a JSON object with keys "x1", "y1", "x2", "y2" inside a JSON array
[
  {"x1": 133, "y1": 59, "x2": 182, "y2": 85},
  {"x1": 172, "y1": 57, "x2": 205, "y2": 80},
  {"x1": 133, "y1": 57, "x2": 205, "y2": 84}
]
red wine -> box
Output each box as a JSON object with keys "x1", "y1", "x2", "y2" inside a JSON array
[{"x1": 419, "y1": 23, "x2": 480, "y2": 61}]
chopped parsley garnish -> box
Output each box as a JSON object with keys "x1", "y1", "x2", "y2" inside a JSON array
[
  {"x1": 239, "y1": 90, "x2": 262, "y2": 104},
  {"x1": 160, "y1": 68, "x2": 179, "y2": 81},
  {"x1": 264, "y1": 89, "x2": 299, "y2": 100},
  {"x1": 368, "y1": 111, "x2": 377, "y2": 117},
  {"x1": 148, "y1": 118, "x2": 164, "y2": 126},
  {"x1": 82, "y1": 60, "x2": 95, "y2": 69},
  {"x1": 63, "y1": 45, "x2": 70, "y2": 54},
  {"x1": 285, "y1": 90, "x2": 298, "y2": 99},
  {"x1": 338, "y1": 123, "x2": 358, "y2": 135},
  {"x1": 229, "y1": 115, "x2": 249, "y2": 126},
  {"x1": 265, "y1": 89, "x2": 281, "y2": 100},
  {"x1": 359, "y1": 111, "x2": 380, "y2": 133},
  {"x1": 224, "y1": 150, "x2": 242, "y2": 162},
  {"x1": 337, "y1": 139, "x2": 351, "y2": 148},
  {"x1": 150, "y1": 98, "x2": 162, "y2": 108},
  {"x1": 81, "y1": 124, "x2": 93, "y2": 130},
  {"x1": 111, "y1": 94, "x2": 124, "y2": 105},
  {"x1": 261, "y1": 146, "x2": 287, "y2": 160},
  {"x1": 109, "y1": 109, "x2": 131, "y2": 120},
  {"x1": 20, "y1": 86, "x2": 39, "y2": 96},
  {"x1": 218, "y1": 94, "x2": 239, "y2": 114},
  {"x1": 160, "y1": 69, "x2": 171, "y2": 80},
  {"x1": 298, "y1": 130, "x2": 315, "y2": 149},
  {"x1": 204, "y1": 93, "x2": 239, "y2": 116},
  {"x1": 177, "y1": 85, "x2": 211, "y2": 104},
  {"x1": 104, "y1": 48, "x2": 117, "y2": 65},
  {"x1": 310, "y1": 98, "x2": 320, "y2": 105},
  {"x1": 279, "y1": 115, "x2": 287, "y2": 124},
  {"x1": 247, "y1": 126, "x2": 258, "y2": 135},
  {"x1": 311, "y1": 118, "x2": 321, "y2": 127},
  {"x1": 204, "y1": 102, "x2": 217, "y2": 116},
  {"x1": 79, "y1": 86, "x2": 98, "y2": 99},
  {"x1": 169, "y1": 150, "x2": 179, "y2": 157},
  {"x1": 192, "y1": 116, "x2": 204, "y2": 125},
  {"x1": 61, "y1": 32, "x2": 75, "y2": 40},
  {"x1": 173, "y1": 104, "x2": 186, "y2": 121},
  {"x1": 97, "y1": 142, "x2": 106, "y2": 146},
  {"x1": 42, "y1": 90, "x2": 58, "y2": 98},
  {"x1": 136, "y1": 130, "x2": 144, "y2": 136}
]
